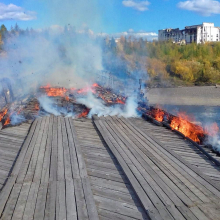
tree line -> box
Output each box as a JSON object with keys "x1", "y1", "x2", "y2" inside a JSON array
[{"x1": 103, "y1": 36, "x2": 220, "y2": 86}]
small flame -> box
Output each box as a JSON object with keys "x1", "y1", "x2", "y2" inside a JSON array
[
  {"x1": 77, "y1": 109, "x2": 90, "y2": 118},
  {"x1": 150, "y1": 108, "x2": 164, "y2": 122},
  {"x1": 4, "y1": 116, "x2": 10, "y2": 126},
  {"x1": 0, "y1": 109, "x2": 8, "y2": 121}
]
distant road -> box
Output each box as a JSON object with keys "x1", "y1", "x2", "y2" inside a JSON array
[{"x1": 147, "y1": 86, "x2": 220, "y2": 106}]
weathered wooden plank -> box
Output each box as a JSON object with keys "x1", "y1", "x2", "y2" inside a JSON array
[
  {"x1": 61, "y1": 118, "x2": 72, "y2": 181},
  {"x1": 41, "y1": 116, "x2": 53, "y2": 184},
  {"x1": 24, "y1": 117, "x2": 47, "y2": 183},
  {"x1": 1, "y1": 183, "x2": 22, "y2": 220},
  {"x1": 124, "y1": 118, "x2": 220, "y2": 198},
  {"x1": 50, "y1": 116, "x2": 58, "y2": 181},
  {"x1": 11, "y1": 182, "x2": 31, "y2": 220},
  {"x1": 16, "y1": 119, "x2": 42, "y2": 183},
  {"x1": 112, "y1": 118, "x2": 204, "y2": 206},
  {"x1": 112, "y1": 118, "x2": 194, "y2": 208},
  {"x1": 0, "y1": 120, "x2": 37, "y2": 216},
  {"x1": 66, "y1": 179, "x2": 77, "y2": 220},
  {"x1": 57, "y1": 117, "x2": 64, "y2": 181},
  {"x1": 23, "y1": 182, "x2": 40, "y2": 220},
  {"x1": 105, "y1": 119, "x2": 178, "y2": 219},
  {"x1": 94, "y1": 119, "x2": 162, "y2": 220},
  {"x1": 69, "y1": 118, "x2": 99, "y2": 220},
  {"x1": 33, "y1": 117, "x2": 50, "y2": 182},
  {"x1": 44, "y1": 181, "x2": 56, "y2": 220},
  {"x1": 56, "y1": 181, "x2": 66, "y2": 220},
  {"x1": 74, "y1": 178, "x2": 89, "y2": 220}
]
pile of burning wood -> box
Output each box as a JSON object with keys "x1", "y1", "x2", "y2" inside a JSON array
[
  {"x1": 144, "y1": 106, "x2": 219, "y2": 146},
  {"x1": 0, "y1": 83, "x2": 128, "y2": 128}
]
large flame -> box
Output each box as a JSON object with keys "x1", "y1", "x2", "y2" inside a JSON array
[{"x1": 170, "y1": 113, "x2": 204, "y2": 143}]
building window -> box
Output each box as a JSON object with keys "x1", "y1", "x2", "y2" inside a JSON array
[{"x1": 217, "y1": 39, "x2": 219, "y2": 41}]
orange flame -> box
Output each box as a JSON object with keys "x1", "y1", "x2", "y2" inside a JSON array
[
  {"x1": 115, "y1": 98, "x2": 125, "y2": 105},
  {"x1": 170, "y1": 113, "x2": 204, "y2": 143},
  {"x1": 42, "y1": 87, "x2": 67, "y2": 97},
  {"x1": 77, "y1": 109, "x2": 90, "y2": 118},
  {"x1": 150, "y1": 108, "x2": 164, "y2": 122},
  {"x1": 4, "y1": 117, "x2": 10, "y2": 126},
  {"x1": 0, "y1": 109, "x2": 8, "y2": 121}
]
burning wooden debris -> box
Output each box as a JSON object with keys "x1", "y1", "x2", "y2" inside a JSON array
[
  {"x1": 0, "y1": 83, "x2": 128, "y2": 128},
  {"x1": 144, "y1": 106, "x2": 220, "y2": 146}
]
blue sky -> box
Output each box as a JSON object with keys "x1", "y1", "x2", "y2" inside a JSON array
[{"x1": 1, "y1": 0, "x2": 220, "y2": 37}]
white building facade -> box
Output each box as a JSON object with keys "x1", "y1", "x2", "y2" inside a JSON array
[{"x1": 158, "y1": 23, "x2": 220, "y2": 44}]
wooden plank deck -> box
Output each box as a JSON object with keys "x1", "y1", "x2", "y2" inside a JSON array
[
  {"x1": 0, "y1": 123, "x2": 31, "y2": 191},
  {"x1": 0, "y1": 116, "x2": 99, "y2": 220},
  {"x1": 73, "y1": 119, "x2": 148, "y2": 220},
  {"x1": 130, "y1": 117, "x2": 220, "y2": 183},
  {"x1": 1, "y1": 115, "x2": 220, "y2": 220},
  {"x1": 93, "y1": 116, "x2": 220, "y2": 220}
]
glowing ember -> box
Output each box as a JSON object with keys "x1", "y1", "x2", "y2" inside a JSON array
[
  {"x1": 0, "y1": 109, "x2": 8, "y2": 121},
  {"x1": 77, "y1": 109, "x2": 90, "y2": 118},
  {"x1": 170, "y1": 113, "x2": 204, "y2": 143},
  {"x1": 92, "y1": 83, "x2": 100, "y2": 87},
  {"x1": 115, "y1": 98, "x2": 125, "y2": 105}
]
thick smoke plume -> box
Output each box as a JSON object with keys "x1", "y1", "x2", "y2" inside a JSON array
[{"x1": 0, "y1": 29, "x2": 103, "y2": 98}]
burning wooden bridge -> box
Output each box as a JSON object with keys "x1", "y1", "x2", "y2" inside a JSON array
[{"x1": 0, "y1": 115, "x2": 220, "y2": 220}]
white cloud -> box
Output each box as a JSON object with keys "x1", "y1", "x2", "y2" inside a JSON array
[
  {"x1": 177, "y1": 0, "x2": 220, "y2": 16},
  {"x1": 122, "y1": 0, "x2": 150, "y2": 11},
  {"x1": 0, "y1": 3, "x2": 36, "y2": 21}
]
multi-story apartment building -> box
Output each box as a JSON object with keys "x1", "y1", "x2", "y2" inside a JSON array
[{"x1": 158, "y1": 23, "x2": 220, "y2": 44}]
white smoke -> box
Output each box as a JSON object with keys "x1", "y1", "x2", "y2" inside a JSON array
[
  {"x1": 38, "y1": 96, "x2": 61, "y2": 116},
  {"x1": 10, "y1": 113, "x2": 26, "y2": 125},
  {"x1": 208, "y1": 136, "x2": 220, "y2": 153},
  {"x1": 76, "y1": 92, "x2": 139, "y2": 118}
]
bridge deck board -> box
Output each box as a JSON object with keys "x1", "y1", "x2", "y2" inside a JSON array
[
  {"x1": 93, "y1": 116, "x2": 220, "y2": 220},
  {"x1": 0, "y1": 116, "x2": 99, "y2": 220}
]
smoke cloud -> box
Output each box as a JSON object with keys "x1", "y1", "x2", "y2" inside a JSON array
[{"x1": 76, "y1": 92, "x2": 139, "y2": 118}]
